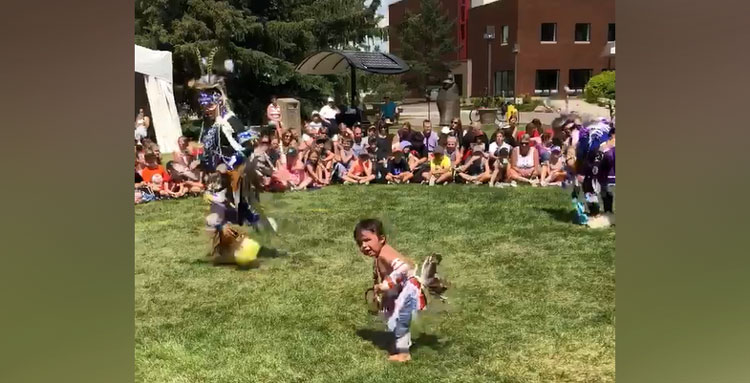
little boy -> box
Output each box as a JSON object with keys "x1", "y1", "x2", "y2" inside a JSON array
[
  {"x1": 422, "y1": 146, "x2": 453, "y2": 186},
  {"x1": 354, "y1": 219, "x2": 426, "y2": 362}
]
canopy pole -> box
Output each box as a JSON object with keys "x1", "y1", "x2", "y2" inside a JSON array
[{"x1": 350, "y1": 65, "x2": 357, "y2": 107}]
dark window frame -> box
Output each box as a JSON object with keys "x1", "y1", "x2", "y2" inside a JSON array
[
  {"x1": 540, "y1": 23, "x2": 556, "y2": 42},
  {"x1": 568, "y1": 69, "x2": 593, "y2": 90},
  {"x1": 535, "y1": 69, "x2": 559, "y2": 93},
  {"x1": 494, "y1": 70, "x2": 515, "y2": 96},
  {"x1": 608, "y1": 23, "x2": 616, "y2": 42},
  {"x1": 574, "y1": 23, "x2": 591, "y2": 42}
]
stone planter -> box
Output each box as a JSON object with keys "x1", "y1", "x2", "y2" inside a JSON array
[{"x1": 477, "y1": 108, "x2": 499, "y2": 124}]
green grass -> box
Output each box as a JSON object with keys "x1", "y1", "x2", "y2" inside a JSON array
[{"x1": 135, "y1": 185, "x2": 615, "y2": 382}]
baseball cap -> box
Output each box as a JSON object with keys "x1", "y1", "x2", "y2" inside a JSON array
[
  {"x1": 399, "y1": 141, "x2": 412, "y2": 150},
  {"x1": 550, "y1": 145, "x2": 561, "y2": 153},
  {"x1": 287, "y1": 147, "x2": 298, "y2": 157},
  {"x1": 311, "y1": 110, "x2": 320, "y2": 117},
  {"x1": 520, "y1": 134, "x2": 531, "y2": 143},
  {"x1": 441, "y1": 126, "x2": 451, "y2": 134},
  {"x1": 327, "y1": 97, "x2": 334, "y2": 102},
  {"x1": 434, "y1": 146, "x2": 445, "y2": 155},
  {"x1": 472, "y1": 145, "x2": 485, "y2": 153}
]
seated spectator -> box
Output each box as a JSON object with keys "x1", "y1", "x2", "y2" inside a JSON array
[
  {"x1": 141, "y1": 152, "x2": 170, "y2": 185},
  {"x1": 488, "y1": 130, "x2": 512, "y2": 163},
  {"x1": 456, "y1": 145, "x2": 491, "y2": 185},
  {"x1": 502, "y1": 124, "x2": 518, "y2": 148},
  {"x1": 351, "y1": 125, "x2": 367, "y2": 157},
  {"x1": 305, "y1": 150, "x2": 330, "y2": 188},
  {"x1": 147, "y1": 173, "x2": 171, "y2": 198},
  {"x1": 380, "y1": 95, "x2": 399, "y2": 122},
  {"x1": 422, "y1": 119, "x2": 438, "y2": 154},
  {"x1": 134, "y1": 170, "x2": 155, "y2": 204},
  {"x1": 369, "y1": 136, "x2": 387, "y2": 183},
  {"x1": 135, "y1": 145, "x2": 147, "y2": 174},
  {"x1": 449, "y1": 118, "x2": 466, "y2": 142},
  {"x1": 268, "y1": 136, "x2": 283, "y2": 167},
  {"x1": 386, "y1": 144, "x2": 413, "y2": 184},
  {"x1": 333, "y1": 137, "x2": 355, "y2": 182},
  {"x1": 375, "y1": 124, "x2": 391, "y2": 162},
  {"x1": 303, "y1": 111, "x2": 324, "y2": 141},
  {"x1": 540, "y1": 145, "x2": 566, "y2": 187},
  {"x1": 506, "y1": 134, "x2": 540, "y2": 186},
  {"x1": 342, "y1": 152, "x2": 376, "y2": 185},
  {"x1": 406, "y1": 134, "x2": 429, "y2": 182},
  {"x1": 281, "y1": 128, "x2": 299, "y2": 150},
  {"x1": 397, "y1": 121, "x2": 414, "y2": 143},
  {"x1": 166, "y1": 161, "x2": 204, "y2": 194},
  {"x1": 489, "y1": 147, "x2": 511, "y2": 187},
  {"x1": 422, "y1": 146, "x2": 454, "y2": 186},
  {"x1": 445, "y1": 136, "x2": 463, "y2": 168},
  {"x1": 281, "y1": 148, "x2": 311, "y2": 191},
  {"x1": 147, "y1": 142, "x2": 163, "y2": 164},
  {"x1": 171, "y1": 137, "x2": 201, "y2": 182}
]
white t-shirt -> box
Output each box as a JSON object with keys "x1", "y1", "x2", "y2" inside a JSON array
[
  {"x1": 489, "y1": 142, "x2": 512, "y2": 155},
  {"x1": 307, "y1": 121, "x2": 323, "y2": 135},
  {"x1": 319, "y1": 105, "x2": 339, "y2": 120}
]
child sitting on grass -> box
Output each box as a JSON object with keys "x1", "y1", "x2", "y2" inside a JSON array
[
  {"x1": 354, "y1": 219, "x2": 426, "y2": 363},
  {"x1": 342, "y1": 152, "x2": 376, "y2": 185}
]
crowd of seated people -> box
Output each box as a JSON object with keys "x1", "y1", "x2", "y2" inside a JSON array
[{"x1": 135, "y1": 99, "x2": 612, "y2": 203}]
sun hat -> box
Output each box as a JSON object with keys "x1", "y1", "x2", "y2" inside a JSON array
[{"x1": 400, "y1": 141, "x2": 412, "y2": 150}]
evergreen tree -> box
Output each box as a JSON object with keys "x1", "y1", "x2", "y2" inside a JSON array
[
  {"x1": 135, "y1": 0, "x2": 384, "y2": 122},
  {"x1": 395, "y1": 0, "x2": 457, "y2": 92}
]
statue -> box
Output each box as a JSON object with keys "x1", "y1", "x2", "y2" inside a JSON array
[{"x1": 436, "y1": 75, "x2": 460, "y2": 127}]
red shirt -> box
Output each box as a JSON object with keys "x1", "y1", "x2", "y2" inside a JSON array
[{"x1": 141, "y1": 165, "x2": 170, "y2": 183}]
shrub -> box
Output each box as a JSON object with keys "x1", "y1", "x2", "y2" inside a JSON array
[
  {"x1": 584, "y1": 71, "x2": 615, "y2": 104},
  {"x1": 521, "y1": 94, "x2": 533, "y2": 104}
]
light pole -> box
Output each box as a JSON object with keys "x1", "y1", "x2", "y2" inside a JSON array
[
  {"x1": 484, "y1": 26, "x2": 496, "y2": 97},
  {"x1": 512, "y1": 43, "x2": 519, "y2": 102}
]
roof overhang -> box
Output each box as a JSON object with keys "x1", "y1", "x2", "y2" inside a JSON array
[{"x1": 295, "y1": 50, "x2": 410, "y2": 75}]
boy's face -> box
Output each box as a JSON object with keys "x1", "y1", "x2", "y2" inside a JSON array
[
  {"x1": 146, "y1": 159, "x2": 158, "y2": 169},
  {"x1": 433, "y1": 153, "x2": 444, "y2": 163},
  {"x1": 357, "y1": 230, "x2": 385, "y2": 258},
  {"x1": 446, "y1": 139, "x2": 457, "y2": 151}
]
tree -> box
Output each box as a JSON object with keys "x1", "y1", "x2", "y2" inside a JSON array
[
  {"x1": 135, "y1": 0, "x2": 385, "y2": 123},
  {"x1": 396, "y1": 0, "x2": 457, "y2": 93}
]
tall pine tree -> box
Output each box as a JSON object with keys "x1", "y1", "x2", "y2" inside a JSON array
[
  {"x1": 396, "y1": 0, "x2": 457, "y2": 92},
  {"x1": 135, "y1": 0, "x2": 385, "y2": 122}
]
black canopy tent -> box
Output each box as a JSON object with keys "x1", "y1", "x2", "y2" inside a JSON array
[{"x1": 295, "y1": 50, "x2": 410, "y2": 107}]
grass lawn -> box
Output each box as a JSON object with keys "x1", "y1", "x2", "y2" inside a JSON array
[{"x1": 135, "y1": 185, "x2": 615, "y2": 382}]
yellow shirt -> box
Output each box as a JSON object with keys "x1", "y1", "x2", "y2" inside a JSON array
[{"x1": 430, "y1": 156, "x2": 452, "y2": 172}]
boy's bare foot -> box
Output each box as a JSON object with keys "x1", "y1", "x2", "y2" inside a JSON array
[{"x1": 387, "y1": 353, "x2": 411, "y2": 362}]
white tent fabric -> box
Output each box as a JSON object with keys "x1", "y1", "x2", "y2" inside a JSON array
[{"x1": 135, "y1": 45, "x2": 181, "y2": 153}]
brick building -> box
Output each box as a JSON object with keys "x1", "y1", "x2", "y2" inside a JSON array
[{"x1": 388, "y1": 0, "x2": 615, "y2": 98}]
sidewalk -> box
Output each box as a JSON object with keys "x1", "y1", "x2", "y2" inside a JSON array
[{"x1": 398, "y1": 100, "x2": 611, "y2": 127}]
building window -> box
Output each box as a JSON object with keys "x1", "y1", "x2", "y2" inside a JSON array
[
  {"x1": 540, "y1": 23, "x2": 556, "y2": 43},
  {"x1": 574, "y1": 23, "x2": 591, "y2": 43},
  {"x1": 535, "y1": 70, "x2": 559, "y2": 94},
  {"x1": 569, "y1": 69, "x2": 593, "y2": 90},
  {"x1": 608, "y1": 23, "x2": 615, "y2": 42},
  {"x1": 501, "y1": 25, "x2": 509, "y2": 45},
  {"x1": 494, "y1": 70, "x2": 514, "y2": 96}
]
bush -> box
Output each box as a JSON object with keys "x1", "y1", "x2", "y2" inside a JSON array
[
  {"x1": 521, "y1": 94, "x2": 533, "y2": 104},
  {"x1": 515, "y1": 99, "x2": 543, "y2": 112},
  {"x1": 584, "y1": 71, "x2": 615, "y2": 104}
]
